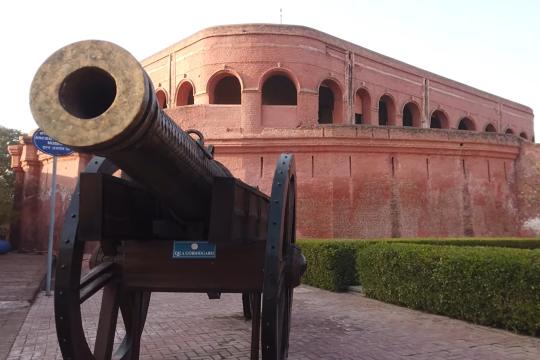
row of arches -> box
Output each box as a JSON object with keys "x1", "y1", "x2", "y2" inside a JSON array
[
  {"x1": 154, "y1": 71, "x2": 529, "y2": 140},
  {"x1": 429, "y1": 110, "x2": 528, "y2": 139},
  {"x1": 156, "y1": 71, "x2": 298, "y2": 108},
  {"x1": 355, "y1": 91, "x2": 529, "y2": 139}
]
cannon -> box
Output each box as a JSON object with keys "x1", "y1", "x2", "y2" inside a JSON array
[{"x1": 30, "y1": 40, "x2": 306, "y2": 360}]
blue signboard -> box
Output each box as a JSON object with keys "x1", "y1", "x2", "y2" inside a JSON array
[
  {"x1": 173, "y1": 241, "x2": 216, "y2": 259},
  {"x1": 32, "y1": 129, "x2": 73, "y2": 156}
]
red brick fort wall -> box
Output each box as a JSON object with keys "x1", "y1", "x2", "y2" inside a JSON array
[{"x1": 10, "y1": 24, "x2": 538, "y2": 251}]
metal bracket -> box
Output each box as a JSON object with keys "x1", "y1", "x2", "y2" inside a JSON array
[{"x1": 186, "y1": 129, "x2": 214, "y2": 159}]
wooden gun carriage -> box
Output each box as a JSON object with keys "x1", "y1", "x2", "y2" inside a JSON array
[{"x1": 30, "y1": 40, "x2": 306, "y2": 360}]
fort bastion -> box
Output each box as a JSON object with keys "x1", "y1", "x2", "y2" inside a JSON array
[{"x1": 9, "y1": 24, "x2": 540, "y2": 251}]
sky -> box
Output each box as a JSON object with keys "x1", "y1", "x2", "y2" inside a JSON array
[{"x1": 1, "y1": 0, "x2": 539, "y2": 138}]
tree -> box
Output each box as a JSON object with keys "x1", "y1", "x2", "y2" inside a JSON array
[{"x1": 0, "y1": 125, "x2": 23, "y2": 238}]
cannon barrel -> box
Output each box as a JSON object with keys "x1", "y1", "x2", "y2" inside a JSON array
[{"x1": 30, "y1": 40, "x2": 231, "y2": 221}]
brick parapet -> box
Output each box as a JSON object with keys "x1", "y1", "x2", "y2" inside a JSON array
[
  {"x1": 7, "y1": 144, "x2": 23, "y2": 170},
  {"x1": 7, "y1": 120, "x2": 539, "y2": 243},
  {"x1": 8, "y1": 24, "x2": 539, "y2": 247},
  {"x1": 142, "y1": 24, "x2": 533, "y2": 117},
  {"x1": 515, "y1": 143, "x2": 540, "y2": 235},
  {"x1": 143, "y1": 24, "x2": 533, "y2": 140},
  {"x1": 8, "y1": 134, "x2": 92, "y2": 252}
]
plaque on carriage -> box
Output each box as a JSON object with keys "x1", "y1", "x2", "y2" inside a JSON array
[{"x1": 173, "y1": 241, "x2": 216, "y2": 259}]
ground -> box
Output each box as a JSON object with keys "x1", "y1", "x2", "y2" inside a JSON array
[
  {"x1": 4, "y1": 285, "x2": 540, "y2": 360},
  {"x1": 0, "y1": 253, "x2": 45, "y2": 360}
]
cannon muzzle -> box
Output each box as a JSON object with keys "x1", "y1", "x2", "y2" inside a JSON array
[{"x1": 30, "y1": 40, "x2": 231, "y2": 221}]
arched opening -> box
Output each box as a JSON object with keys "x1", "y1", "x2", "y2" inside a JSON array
[
  {"x1": 520, "y1": 132, "x2": 528, "y2": 140},
  {"x1": 378, "y1": 95, "x2": 395, "y2": 126},
  {"x1": 209, "y1": 74, "x2": 241, "y2": 104},
  {"x1": 262, "y1": 75, "x2": 297, "y2": 105},
  {"x1": 485, "y1": 123, "x2": 496, "y2": 132},
  {"x1": 458, "y1": 117, "x2": 475, "y2": 131},
  {"x1": 318, "y1": 79, "x2": 342, "y2": 124},
  {"x1": 156, "y1": 89, "x2": 167, "y2": 109},
  {"x1": 354, "y1": 88, "x2": 371, "y2": 124},
  {"x1": 505, "y1": 128, "x2": 514, "y2": 135},
  {"x1": 430, "y1": 110, "x2": 448, "y2": 129},
  {"x1": 176, "y1": 81, "x2": 194, "y2": 106},
  {"x1": 402, "y1": 102, "x2": 421, "y2": 127},
  {"x1": 318, "y1": 87, "x2": 334, "y2": 124}
]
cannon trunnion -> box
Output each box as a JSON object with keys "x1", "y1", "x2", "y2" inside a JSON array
[{"x1": 30, "y1": 40, "x2": 306, "y2": 360}]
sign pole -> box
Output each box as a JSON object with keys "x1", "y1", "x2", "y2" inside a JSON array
[
  {"x1": 32, "y1": 129, "x2": 72, "y2": 296},
  {"x1": 46, "y1": 155, "x2": 58, "y2": 296}
]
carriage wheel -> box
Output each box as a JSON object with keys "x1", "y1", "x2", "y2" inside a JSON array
[
  {"x1": 54, "y1": 157, "x2": 150, "y2": 360},
  {"x1": 261, "y1": 154, "x2": 296, "y2": 360}
]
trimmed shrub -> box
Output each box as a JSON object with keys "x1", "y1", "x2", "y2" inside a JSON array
[
  {"x1": 393, "y1": 238, "x2": 540, "y2": 249},
  {"x1": 357, "y1": 243, "x2": 540, "y2": 335},
  {"x1": 297, "y1": 239, "x2": 368, "y2": 291},
  {"x1": 297, "y1": 238, "x2": 540, "y2": 292}
]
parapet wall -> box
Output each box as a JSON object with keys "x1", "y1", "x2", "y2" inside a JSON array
[
  {"x1": 198, "y1": 126, "x2": 524, "y2": 239},
  {"x1": 8, "y1": 137, "x2": 91, "y2": 252},
  {"x1": 10, "y1": 24, "x2": 537, "y2": 252},
  {"x1": 515, "y1": 142, "x2": 540, "y2": 235},
  {"x1": 142, "y1": 24, "x2": 534, "y2": 138},
  {"x1": 9, "y1": 125, "x2": 539, "y2": 252}
]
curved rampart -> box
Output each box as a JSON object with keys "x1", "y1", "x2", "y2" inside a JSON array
[
  {"x1": 165, "y1": 113, "x2": 526, "y2": 238},
  {"x1": 142, "y1": 24, "x2": 534, "y2": 139},
  {"x1": 9, "y1": 24, "x2": 538, "y2": 251}
]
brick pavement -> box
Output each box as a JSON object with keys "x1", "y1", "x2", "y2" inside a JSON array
[
  {"x1": 5, "y1": 285, "x2": 540, "y2": 360},
  {"x1": 0, "y1": 253, "x2": 46, "y2": 360}
]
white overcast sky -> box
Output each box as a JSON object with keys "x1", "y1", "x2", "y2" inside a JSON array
[{"x1": 1, "y1": 0, "x2": 539, "y2": 138}]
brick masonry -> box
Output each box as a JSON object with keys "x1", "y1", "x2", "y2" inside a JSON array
[
  {"x1": 11, "y1": 24, "x2": 540, "y2": 251},
  {"x1": 6, "y1": 286, "x2": 540, "y2": 359}
]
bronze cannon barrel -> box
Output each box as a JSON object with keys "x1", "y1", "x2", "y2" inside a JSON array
[{"x1": 30, "y1": 40, "x2": 231, "y2": 221}]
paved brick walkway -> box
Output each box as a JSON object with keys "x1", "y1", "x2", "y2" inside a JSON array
[
  {"x1": 5, "y1": 285, "x2": 540, "y2": 360},
  {"x1": 0, "y1": 253, "x2": 46, "y2": 360}
]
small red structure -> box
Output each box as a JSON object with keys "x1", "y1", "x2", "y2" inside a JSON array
[{"x1": 11, "y1": 24, "x2": 539, "y2": 252}]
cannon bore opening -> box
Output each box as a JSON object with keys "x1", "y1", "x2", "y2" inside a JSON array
[{"x1": 59, "y1": 66, "x2": 117, "y2": 119}]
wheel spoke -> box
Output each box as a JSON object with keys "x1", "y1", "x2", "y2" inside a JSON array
[
  {"x1": 115, "y1": 291, "x2": 151, "y2": 360},
  {"x1": 94, "y1": 283, "x2": 120, "y2": 359},
  {"x1": 79, "y1": 262, "x2": 116, "y2": 304}
]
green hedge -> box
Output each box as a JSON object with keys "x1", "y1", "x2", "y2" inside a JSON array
[
  {"x1": 302, "y1": 237, "x2": 540, "y2": 249},
  {"x1": 357, "y1": 243, "x2": 540, "y2": 335},
  {"x1": 296, "y1": 239, "x2": 366, "y2": 291},
  {"x1": 393, "y1": 238, "x2": 540, "y2": 249},
  {"x1": 297, "y1": 238, "x2": 540, "y2": 292}
]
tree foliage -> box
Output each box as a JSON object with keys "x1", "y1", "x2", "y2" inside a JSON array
[{"x1": 0, "y1": 126, "x2": 23, "y2": 237}]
